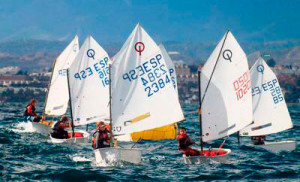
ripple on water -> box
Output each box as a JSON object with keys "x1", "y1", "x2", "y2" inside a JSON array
[{"x1": 0, "y1": 103, "x2": 299, "y2": 181}]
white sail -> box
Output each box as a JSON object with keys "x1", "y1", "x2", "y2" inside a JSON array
[
  {"x1": 44, "y1": 36, "x2": 79, "y2": 116},
  {"x1": 68, "y1": 36, "x2": 110, "y2": 126},
  {"x1": 240, "y1": 58, "x2": 293, "y2": 136},
  {"x1": 159, "y1": 44, "x2": 178, "y2": 96},
  {"x1": 111, "y1": 24, "x2": 185, "y2": 135},
  {"x1": 201, "y1": 31, "x2": 252, "y2": 142}
]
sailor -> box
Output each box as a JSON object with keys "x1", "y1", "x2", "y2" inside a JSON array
[
  {"x1": 24, "y1": 99, "x2": 41, "y2": 122},
  {"x1": 50, "y1": 116, "x2": 70, "y2": 139},
  {"x1": 251, "y1": 135, "x2": 265, "y2": 145},
  {"x1": 92, "y1": 121, "x2": 111, "y2": 149},
  {"x1": 177, "y1": 127, "x2": 201, "y2": 156}
]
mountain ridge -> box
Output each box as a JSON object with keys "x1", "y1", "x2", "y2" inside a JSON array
[{"x1": 0, "y1": 39, "x2": 299, "y2": 71}]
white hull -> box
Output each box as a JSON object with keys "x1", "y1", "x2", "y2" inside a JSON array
[
  {"x1": 50, "y1": 130, "x2": 90, "y2": 144},
  {"x1": 254, "y1": 140, "x2": 296, "y2": 153},
  {"x1": 115, "y1": 134, "x2": 133, "y2": 142},
  {"x1": 183, "y1": 148, "x2": 231, "y2": 164},
  {"x1": 29, "y1": 122, "x2": 52, "y2": 136},
  {"x1": 94, "y1": 148, "x2": 142, "y2": 164}
]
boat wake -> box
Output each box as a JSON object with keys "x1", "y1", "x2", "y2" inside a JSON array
[
  {"x1": 70, "y1": 154, "x2": 93, "y2": 162},
  {"x1": 93, "y1": 152, "x2": 124, "y2": 167},
  {"x1": 11, "y1": 122, "x2": 36, "y2": 133}
]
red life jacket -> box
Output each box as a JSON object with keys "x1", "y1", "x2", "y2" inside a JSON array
[
  {"x1": 92, "y1": 137, "x2": 96, "y2": 148},
  {"x1": 177, "y1": 134, "x2": 194, "y2": 150},
  {"x1": 53, "y1": 121, "x2": 69, "y2": 132},
  {"x1": 24, "y1": 104, "x2": 37, "y2": 117},
  {"x1": 92, "y1": 129, "x2": 110, "y2": 149}
]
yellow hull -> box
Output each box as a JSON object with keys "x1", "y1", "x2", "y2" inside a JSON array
[{"x1": 131, "y1": 123, "x2": 178, "y2": 141}]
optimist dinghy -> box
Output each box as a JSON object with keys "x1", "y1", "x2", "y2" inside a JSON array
[
  {"x1": 27, "y1": 36, "x2": 79, "y2": 135},
  {"x1": 184, "y1": 31, "x2": 253, "y2": 164},
  {"x1": 94, "y1": 148, "x2": 142, "y2": 164},
  {"x1": 183, "y1": 148, "x2": 231, "y2": 164},
  {"x1": 257, "y1": 141, "x2": 296, "y2": 153},
  {"x1": 50, "y1": 129, "x2": 89, "y2": 144},
  {"x1": 28, "y1": 120, "x2": 54, "y2": 136},
  {"x1": 116, "y1": 44, "x2": 181, "y2": 142},
  {"x1": 240, "y1": 58, "x2": 296, "y2": 153},
  {"x1": 94, "y1": 24, "x2": 185, "y2": 164},
  {"x1": 54, "y1": 35, "x2": 113, "y2": 145}
]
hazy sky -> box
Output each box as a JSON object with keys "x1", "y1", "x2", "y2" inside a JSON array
[{"x1": 0, "y1": 0, "x2": 299, "y2": 44}]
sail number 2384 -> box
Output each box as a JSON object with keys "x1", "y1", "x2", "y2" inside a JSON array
[{"x1": 122, "y1": 54, "x2": 172, "y2": 97}]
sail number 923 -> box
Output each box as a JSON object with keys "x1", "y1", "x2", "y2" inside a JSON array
[{"x1": 252, "y1": 78, "x2": 283, "y2": 104}]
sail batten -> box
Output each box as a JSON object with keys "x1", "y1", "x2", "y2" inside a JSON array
[
  {"x1": 240, "y1": 58, "x2": 293, "y2": 136},
  {"x1": 201, "y1": 31, "x2": 253, "y2": 142},
  {"x1": 44, "y1": 36, "x2": 79, "y2": 116},
  {"x1": 111, "y1": 24, "x2": 184, "y2": 135}
]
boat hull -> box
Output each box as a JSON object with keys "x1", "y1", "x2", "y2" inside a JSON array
[
  {"x1": 94, "y1": 148, "x2": 142, "y2": 164},
  {"x1": 29, "y1": 121, "x2": 53, "y2": 136},
  {"x1": 183, "y1": 148, "x2": 231, "y2": 164},
  {"x1": 50, "y1": 130, "x2": 90, "y2": 144},
  {"x1": 254, "y1": 140, "x2": 296, "y2": 153},
  {"x1": 116, "y1": 123, "x2": 177, "y2": 142}
]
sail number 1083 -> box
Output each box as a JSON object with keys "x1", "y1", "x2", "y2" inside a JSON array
[{"x1": 233, "y1": 71, "x2": 251, "y2": 101}]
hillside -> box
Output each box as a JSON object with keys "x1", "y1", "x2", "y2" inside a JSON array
[{"x1": 0, "y1": 39, "x2": 299, "y2": 71}]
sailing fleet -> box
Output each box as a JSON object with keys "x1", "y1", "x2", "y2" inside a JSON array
[{"x1": 24, "y1": 23, "x2": 296, "y2": 164}]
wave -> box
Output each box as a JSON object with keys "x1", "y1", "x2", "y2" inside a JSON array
[{"x1": 10, "y1": 121, "x2": 36, "y2": 133}]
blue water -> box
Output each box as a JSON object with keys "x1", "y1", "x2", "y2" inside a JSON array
[{"x1": 0, "y1": 102, "x2": 299, "y2": 181}]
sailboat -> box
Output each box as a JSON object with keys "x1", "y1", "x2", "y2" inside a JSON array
[
  {"x1": 239, "y1": 57, "x2": 296, "y2": 153},
  {"x1": 28, "y1": 36, "x2": 79, "y2": 136},
  {"x1": 94, "y1": 24, "x2": 185, "y2": 164},
  {"x1": 184, "y1": 30, "x2": 253, "y2": 164},
  {"x1": 50, "y1": 35, "x2": 111, "y2": 143},
  {"x1": 116, "y1": 44, "x2": 180, "y2": 142}
]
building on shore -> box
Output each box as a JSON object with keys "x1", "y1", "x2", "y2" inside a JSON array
[{"x1": 0, "y1": 75, "x2": 28, "y2": 86}]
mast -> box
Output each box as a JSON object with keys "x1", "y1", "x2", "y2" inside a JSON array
[
  {"x1": 66, "y1": 69, "x2": 75, "y2": 137},
  {"x1": 198, "y1": 30, "x2": 229, "y2": 147},
  {"x1": 43, "y1": 55, "x2": 59, "y2": 117},
  {"x1": 109, "y1": 64, "x2": 113, "y2": 145},
  {"x1": 198, "y1": 70, "x2": 204, "y2": 152},
  {"x1": 201, "y1": 30, "x2": 229, "y2": 104}
]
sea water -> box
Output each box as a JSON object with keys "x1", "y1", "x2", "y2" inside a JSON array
[{"x1": 0, "y1": 102, "x2": 299, "y2": 181}]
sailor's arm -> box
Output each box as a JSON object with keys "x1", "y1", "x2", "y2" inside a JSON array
[{"x1": 187, "y1": 136, "x2": 196, "y2": 145}]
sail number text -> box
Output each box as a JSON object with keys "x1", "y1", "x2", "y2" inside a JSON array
[
  {"x1": 122, "y1": 54, "x2": 172, "y2": 97},
  {"x1": 233, "y1": 71, "x2": 251, "y2": 101},
  {"x1": 73, "y1": 56, "x2": 109, "y2": 87},
  {"x1": 252, "y1": 78, "x2": 283, "y2": 104},
  {"x1": 169, "y1": 68, "x2": 177, "y2": 89},
  {"x1": 58, "y1": 69, "x2": 67, "y2": 76}
]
